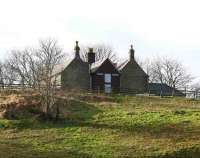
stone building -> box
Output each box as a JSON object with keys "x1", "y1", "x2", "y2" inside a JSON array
[
  {"x1": 61, "y1": 41, "x2": 90, "y2": 90},
  {"x1": 118, "y1": 45, "x2": 148, "y2": 93},
  {"x1": 60, "y1": 41, "x2": 148, "y2": 93}
]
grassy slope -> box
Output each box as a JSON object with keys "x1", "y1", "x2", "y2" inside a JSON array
[{"x1": 0, "y1": 95, "x2": 200, "y2": 158}]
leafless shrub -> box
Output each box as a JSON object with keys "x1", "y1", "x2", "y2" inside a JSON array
[{"x1": 36, "y1": 38, "x2": 64, "y2": 119}]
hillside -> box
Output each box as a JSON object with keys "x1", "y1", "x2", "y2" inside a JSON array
[{"x1": 0, "y1": 92, "x2": 200, "y2": 158}]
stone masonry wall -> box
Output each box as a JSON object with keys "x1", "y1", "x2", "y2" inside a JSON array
[
  {"x1": 61, "y1": 58, "x2": 90, "y2": 91},
  {"x1": 120, "y1": 59, "x2": 148, "y2": 93}
]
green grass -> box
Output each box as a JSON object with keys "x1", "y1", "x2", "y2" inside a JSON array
[{"x1": 0, "y1": 95, "x2": 200, "y2": 157}]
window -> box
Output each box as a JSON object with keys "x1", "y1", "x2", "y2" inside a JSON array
[
  {"x1": 97, "y1": 73, "x2": 103, "y2": 76},
  {"x1": 112, "y1": 74, "x2": 119, "y2": 76},
  {"x1": 105, "y1": 84, "x2": 111, "y2": 93},
  {"x1": 104, "y1": 74, "x2": 111, "y2": 83},
  {"x1": 104, "y1": 74, "x2": 111, "y2": 93}
]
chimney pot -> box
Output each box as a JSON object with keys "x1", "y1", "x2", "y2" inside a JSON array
[
  {"x1": 129, "y1": 44, "x2": 135, "y2": 60},
  {"x1": 74, "y1": 41, "x2": 80, "y2": 58},
  {"x1": 88, "y1": 48, "x2": 95, "y2": 64}
]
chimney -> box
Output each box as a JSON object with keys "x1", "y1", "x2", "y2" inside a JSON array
[
  {"x1": 129, "y1": 44, "x2": 135, "y2": 60},
  {"x1": 74, "y1": 41, "x2": 80, "y2": 58},
  {"x1": 88, "y1": 48, "x2": 95, "y2": 64}
]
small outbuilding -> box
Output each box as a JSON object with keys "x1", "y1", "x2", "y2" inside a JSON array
[{"x1": 148, "y1": 83, "x2": 185, "y2": 96}]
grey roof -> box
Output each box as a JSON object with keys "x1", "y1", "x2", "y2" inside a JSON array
[
  {"x1": 52, "y1": 56, "x2": 74, "y2": 76},
  {"x1": 90, "y1": 58, "x2": 119, "y2": 73},
  {"x1": 117, "y1": 58, "x2": 148, "y2": 77},
  {"x1": 55, "y1": 56, "x2": 147, "y2": 75},
  {"x1": 148, "y1": 83, "x2": 185, "y2": 96},
  {"x1": 117, "y1": 59, "x2": 129, "y2": 71},
  {"x1": 90, "y1": 57, "x2": 107, "y2": 73}
]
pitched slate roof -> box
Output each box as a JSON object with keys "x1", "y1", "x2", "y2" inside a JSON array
[
  {"x1": 116, "y1": 59, "x2": 148, "y2": 77},
  {"x1": 90, "y1": 58, "x2": 119, "y2": 73},
  {"x1": 117, "y1": 59, "x2": 129, "y2": 71},
  {"x1": 148, "y1": 83, "x2": 185, "y2": 96},
  {"x1": 57, "y1": 56, "x2": 147, "y2": 76},
  {"x1": 90, "y1": 57, "x2": 107, "y2": 73},
  {"x1": 52, "y1": 57, "x2": 74, "y2": 76}
]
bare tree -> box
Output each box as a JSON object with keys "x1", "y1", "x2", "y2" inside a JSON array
[
  {"x1": 146, "y1": 56, "x2": 193, "y2": 96},
  {"x1": 24, "y1": 48, "x2": 44, "y2": 88},
  {"x1": 162, "y1": 57, "x2": 193, "y2": 91},
  {"x1": 80, "y1": 44, "x2": 117, "y2": 63},
  {"x1": 0, "y1": 61, "x2": 4, "y2": 89},
  {"x1": 139, "y1": 57, "x2": 157, "y2": 83},
  {"x1": 6, "y1": 49, "x2": 31, "y2": 87},
  {"x1": 3, "y1": 60, "x2": 18, "y2": 86},
  {"x1": 1, "y1": 38, "x2": 64, "y2": 118},
  {"x1": 151, "y1": 57, "x2": 165, "y2": 96},
  {"x1": 36, "y1": 38, "x2": 64, "y2": 119},
  {"x1": 5, "y1": 47, "x2": 46, "y2": 89},
  {"x1": 191, "y1": 82, "x2": 200, "y2": 91}
]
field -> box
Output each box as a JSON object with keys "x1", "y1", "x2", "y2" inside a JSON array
[{"x1": 0, "y1": 93, "x2": 200, "y2": 158}]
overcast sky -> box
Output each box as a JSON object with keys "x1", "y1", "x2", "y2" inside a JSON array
[{"x1": 0, "y1": 0, "x2": 200, "y2": 80}]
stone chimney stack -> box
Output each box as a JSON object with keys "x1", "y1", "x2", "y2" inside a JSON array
[
  {"x1": 74, "y1": 41, "x2": 80, "y2": 58},
  {"x1": 88, "y1": 48, "x2": 95, "y2": 64},
  {"x1": 129, "y1": 44, "x2": 135, "y2": 60}
]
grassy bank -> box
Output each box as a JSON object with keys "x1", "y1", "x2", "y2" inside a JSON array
[{"x1": 0, "y1": 94, "x2": 200, "y2": 157}]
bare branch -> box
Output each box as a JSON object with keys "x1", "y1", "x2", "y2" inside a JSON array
[{"x1": 80, "y1": 43, "x2": 117, "y2": 63}]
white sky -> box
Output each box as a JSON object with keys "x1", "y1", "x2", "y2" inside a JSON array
[{"x1": 0, "y1": 0, "x2": 200, "y2": 80}]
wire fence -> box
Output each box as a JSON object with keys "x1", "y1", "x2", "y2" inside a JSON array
[{"x1": 148, "y1": 89, "x2": 200, "y2": 99}]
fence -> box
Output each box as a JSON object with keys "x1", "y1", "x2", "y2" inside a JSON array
[
  {"x1": 0, "y1": 84, "x2": 62, "y2": 89},
  {"x1": 148, "y1": 89, "x2": 200, "y2": 99},
  {"x1": 1, "y1": 84, "x2": 200, "y2": 99},
  {"x1": 0, "y1": 84, "x2": 32, "y2": 89},
  {"x1": 183, "y1": 90, "x2": 200, "y2": 99}
]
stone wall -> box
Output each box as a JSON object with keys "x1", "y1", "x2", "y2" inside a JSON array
[
  {"x1": 61, "y1": 58, "x2": 90, "y2": 90},
  {"x1": 120, "y1": 59, "x2": 148, "y2": 93}
]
